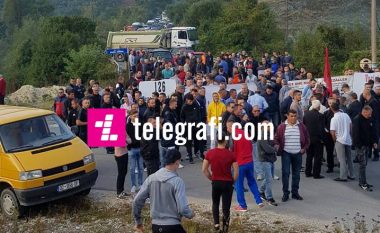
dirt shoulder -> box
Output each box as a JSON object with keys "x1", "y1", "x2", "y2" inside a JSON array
[{"x1": 0, "y1": 190, "x2": 329, "y2": 233}]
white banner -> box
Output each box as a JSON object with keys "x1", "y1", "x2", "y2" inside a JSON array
[
  {"x1": 139, "y1": 79, "x2": 177, "y2": 98},
  {"x1": 288, "y1": 76, "x2": 353, "y2": 93},
  {"x1": 352, "y1": 72, "x2": 380, "y2": 94}
]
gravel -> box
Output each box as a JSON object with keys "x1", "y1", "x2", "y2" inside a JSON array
[{"x1": 0, "y1": 190, "x2": 331, "y2": 233}]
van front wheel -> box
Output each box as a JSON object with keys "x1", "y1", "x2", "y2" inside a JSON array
[
  {"x1": 77, "y1": 188, "x2": 91, "y2": 196},
  {"x1": 0, "y1": 188, "x2": 25, "y2": 219}
]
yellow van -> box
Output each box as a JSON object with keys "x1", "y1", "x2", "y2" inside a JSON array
[{"x1": 0, "y1": 105, "x2": 98, "y2": 218}]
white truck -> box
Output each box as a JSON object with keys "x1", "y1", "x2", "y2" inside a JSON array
[{"x1": 106, "y1": 27, "x2": 199, "y2": 50}]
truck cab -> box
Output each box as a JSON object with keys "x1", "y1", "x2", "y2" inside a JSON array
[{"x1": 169, "y1": 27, "x2": 198, "y2": 48}]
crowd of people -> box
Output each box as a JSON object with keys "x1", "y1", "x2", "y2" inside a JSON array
[{"x1": 51, "y1": 50, "x2": 380, "y2": 233}]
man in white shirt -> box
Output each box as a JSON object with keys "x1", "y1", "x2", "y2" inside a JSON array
[
  {"x1": 301, "y1": 79, "x2": 317, "y2": 110},
  {"x1": 247, "y1": 90, "x2": 268, "y2": 114},
  {"x1": 245, "y1": 69, "x2": 257, "y2": 84},
  {"x1": 330, "y1": 102, "x2": 355, "y2": 182}
]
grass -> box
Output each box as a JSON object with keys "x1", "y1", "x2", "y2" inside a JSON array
[
  {"x1": 331, "y1": 213, "x2": 380, "y2": 233},
  {"x1": 4, "y1": 191, "x2": 367, "y2": 233},
  {"x1": 0, "y1": 194, "x2": 305, "y2": 233}
]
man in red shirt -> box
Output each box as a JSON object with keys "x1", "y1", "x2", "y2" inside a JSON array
[
  {"x1": 0, "y1": 74, "x2": 6, "y2": 105},
  {"x1": 202, "y1": 135, "x2": 238, "y2": 233},
  {"x1": 177, "y1": 66, "x2": 186, "y2": 84},
  {"x1": 226, "y1": 121, "x2": 264, "y2": 212}
]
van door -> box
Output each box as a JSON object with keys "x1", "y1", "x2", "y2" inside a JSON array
[{"x1": 172, "y1": 30, "x2": 188, "y2": 48}]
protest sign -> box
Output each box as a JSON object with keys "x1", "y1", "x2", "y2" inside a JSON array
[{"x1": 139, "y1": 79, "x2": 177, "y2": 98}]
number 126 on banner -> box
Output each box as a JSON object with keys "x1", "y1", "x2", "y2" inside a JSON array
[{"x1": 139, "y1": 79, "x2": 177, "y2": 98}]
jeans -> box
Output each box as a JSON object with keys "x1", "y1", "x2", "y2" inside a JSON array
[
  {"x1": 253, "y1": 142, "x2": 263, "y2": 177},
  {"x1": 129, "y1": 148, "x2": 143, "y2": 187},
  {"x1": 259, "y1": 162, "x2": 273, "y2": 199},
  {"x1": 206, "y1": 65, "x2": 212, "y2": 74},
  {"x1": 356, "y1": 146, "x2": 369, "y2": 185},
  {"x1": 235, "y1": 162, "x2": 262, "y2": 208},
  {"x1": 305, "y1": 141, "x2": 323, "y2": 177},
  {"x1": 114, "y1": 153, "x2": 128, "y2": 194},
  {"x1": 212, "y1": 181, "x2": 233, "y2": 225},
  {"x1": 185, "y1": 126, "x2": 200, "y2": 160},
  {"x1": 152, "y1": 224, "x2": 186, "y2": 233},
  {"x1": 335, "y1": 142, "x2": 354, "y2": 179},
  {"x1": 282, "y1": 151, "x2": 302, "y2": 195},
  {"x1": 265, "y1": 112, "x2": 280, "y2": 129},
  {"x1": 209, "y1": 127, "x2": 219, "y2": 149}
]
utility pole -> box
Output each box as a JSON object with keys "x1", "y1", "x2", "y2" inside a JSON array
[
  {"x1": 371, "y1": 0, "x2": 377, "y2": 69},
  {"x1": 285, "y1": 0, "x2": 289, "y2": 42}
]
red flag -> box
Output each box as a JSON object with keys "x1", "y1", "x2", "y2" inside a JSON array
[{"x1": 324, "y1": 47, "x2": 332, "y2": 95}]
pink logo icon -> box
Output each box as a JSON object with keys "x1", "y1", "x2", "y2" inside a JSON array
[{"x1": 88, "y1": 109, "x2": 126, "y2": 147}]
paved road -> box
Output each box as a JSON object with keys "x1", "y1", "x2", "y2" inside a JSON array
[{"x1": 92, "y1": 147, "x2": 380, "y2": 223}]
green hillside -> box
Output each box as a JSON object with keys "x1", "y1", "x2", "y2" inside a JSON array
[{"x1": 260, "y1": 0, "x2": 376, "y2": 37}]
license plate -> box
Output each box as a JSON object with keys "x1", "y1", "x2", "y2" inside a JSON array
[{"x1": 57, "y1": 180, "x2": 80, "y2": 192}]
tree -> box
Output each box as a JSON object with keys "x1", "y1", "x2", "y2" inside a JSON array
[
  {"x1": 3, "y1": 16, "x2": 99, "y2": 87},
  {"x1": 292, "y1": 25, "x2": 371, "y2": 76},
  {"x1": 26, "y1": 17, "x2": 98, "y2": 86},
  {"x1": 199, "y1": 0, "x2": 283, "y2": 54},
  {"x1": 2, "y1": 0, "x2": 21, "y2": 35},
  {"x1": 2, "y1": 18, "x2": 41, "y2": 88},
  {"x1": 20, "y1": 0, "x2": 54, "y2": 19},
  {"x1": 65, "y1": 44, "x2": 116, "y2": 83},
  {"x1": 292, "y1": 31, "x2": 324, "y2": 76}
]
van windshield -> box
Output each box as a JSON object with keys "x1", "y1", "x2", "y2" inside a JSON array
[
  {"x1": 187, "y1": 29, "x2": 198, "y2": 41},
  {"x1": 153, "y1": 51, "x2": 173, "y2": 62},
  {"x1": 0, "y1": 114, "x2": 74, "y2": 153}
]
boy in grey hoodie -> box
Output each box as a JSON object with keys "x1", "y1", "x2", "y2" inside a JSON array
[
  {"x1": 257, "y1": 123, "x2": 278, "y2": 206},
  {"x1": 133, "y1": 149, "x2": 195, "y2": 233}
]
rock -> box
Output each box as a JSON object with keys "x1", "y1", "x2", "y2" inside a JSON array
[{"x1": 5, "y1": 85, "x2": 66, "y2": 108}]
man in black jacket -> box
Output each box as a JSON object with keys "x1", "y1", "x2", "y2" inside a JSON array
[
  {"x1": 175, "y1": 85, "x2": 185, "y2": 118},
  {"x1": 303, "y1": 100, "x2": 325, "y2": 179},
  {"x1": 221, "y1": 102, "x2": 234, "y2": 134},
  {"x1": 227, "y1": 103, "x2": 243, "y2": 124},
  {"x1": 89, "y1": 83, "x2": 102, "y2": 108},
  {"x1": 324, "y1": 98, "x2": 336, "y2": 173},
  {"x1": 115, "y1": 76, "x2": 125, "y2": 107},
  {"x1": 143, "y1": 98, "x2": 156, "y2": 123},
  {"x1": 152, "y1": 92, "x2": 161, "y2": 116},
  {"x1": 280, "y1": 89, "x2": 294, "y2": 122},
  {"x1": 361, "y1": 90, "x2": 380, "y2": 161},
  {"x1": 141, "y1": 116, "x2": 160, "y2": 176},
  {"x1": 191, "y1": 88, "x2": 206, "y2": 159},
  {"x1": 347, "y1": 92, "x2": 362, "y2": 120},
  {"x1": 352, "y1": 106, "x2": 377, "y2": 191},
  {"x1": 262, "y1": 85, "x2": 279, "y2": 129},
  {"x1": 197, "y1": 87, "x2": 208, "y2": 155},
  {"x1": 161, "y1": 99, "x2": 179, "y2": 168},
  {"x1": 180, "y1": 94, "x2": 201, "y2": 164}
]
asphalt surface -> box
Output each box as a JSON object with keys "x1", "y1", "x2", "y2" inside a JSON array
[{"x1": 92, "y1": 147, "x2": 380, "y2": 223}]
